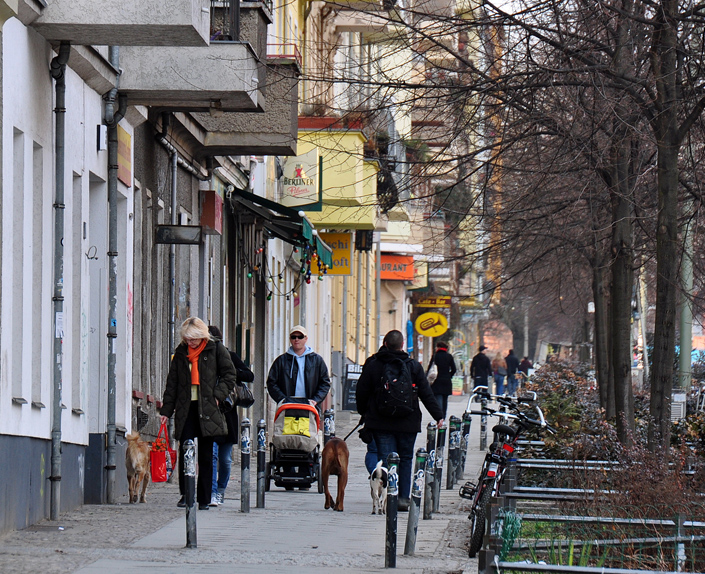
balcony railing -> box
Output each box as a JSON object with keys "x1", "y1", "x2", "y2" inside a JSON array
[
  {"x1": 211, "y1": 0, "x2": 240, "y2": 41},
  {"x1": 267, "y1": 43, "x2": 302, "y2": 68}
]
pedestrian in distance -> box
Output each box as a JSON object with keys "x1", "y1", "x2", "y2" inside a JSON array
[
  {"x1": 491, "y1": 353, "x2": 508, "y2": 396},
  {"x1": 355, "y1": 329, "x2": 445, "y2": 511},
  {"x1": 519, "y1": 356, "x2": 533, "y2": 385},
  {"x1": 207, "y1": 325, "x2": 254, "y2": 507},
  {"x1": 266, "y1": 325, "x2": 331, "y2": 410},
  {"x1": 427, "y1": 340, "x2": 456, "y2": 418},
  {"x1": 504, "y1": 349, "x2": 520, "y2": 395},
  {"x1": 470, "y1": 345, "x2": 492, "y2": 389},
  {"x1": 160, "y1": 317, "x2": 237, "y2": 510}
]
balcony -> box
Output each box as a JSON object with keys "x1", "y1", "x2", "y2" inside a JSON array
[
  {"x1": 188, "y1": 52, "x2": 300, "y2": 156},
  {"x1": 118, "y1": 43, "x2": 262, "y2": 112},
  {"x1": 325, "y1": 0, "x2": 394, "y2": 11},
  {"x1": 332, "y1": 11, "x2": 388, "y2": 34},
  {"x1": 31, "y1": 0, "x2": 210, "y2": 46}
]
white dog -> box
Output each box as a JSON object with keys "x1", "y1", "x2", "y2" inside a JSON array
[{"x1": 370, "y1": 459, "x2": 388, "y2": 515}]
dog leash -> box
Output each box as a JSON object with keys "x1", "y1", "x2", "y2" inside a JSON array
[{"x1": 342, "y1": 420, "x2": 362, "y2": 442}]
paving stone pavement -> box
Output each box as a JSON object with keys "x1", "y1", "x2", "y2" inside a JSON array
[{"x1": 0, "y1": 394, "x2": 484, "y2": 574}]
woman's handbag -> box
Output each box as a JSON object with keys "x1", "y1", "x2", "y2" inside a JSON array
[
  {"x1": 150, "y1": 423, "x2": 176, "y2": 483},
  {"x1": 427, "y1": 362, "x2": 439, "y2": 384},
  {"x1": 220, "y1": 382, "x2": 255, "y2": 413}
]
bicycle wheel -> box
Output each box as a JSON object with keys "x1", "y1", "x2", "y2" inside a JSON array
[{"x1": 468, "y1": 484, "x2": 493, "y2": 557}]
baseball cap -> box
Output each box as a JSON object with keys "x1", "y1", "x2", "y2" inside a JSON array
[
  {"x1": 289, "y1": 325, "x2": 307, "y2": 337},
  {"x1": 479, "y1": 345, "x2": 488, "y2": 352}
]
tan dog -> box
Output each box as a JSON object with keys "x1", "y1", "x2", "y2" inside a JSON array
[
  {"x1": 321, "y1": 437, "x2": 349, "y2": 512},
  {"x1": 126, "y1": 431, "x2": 150, "y2": 503}
]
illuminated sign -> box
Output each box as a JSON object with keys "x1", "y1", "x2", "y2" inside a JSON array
[
  {"x1": 281, "y1": 148, "x2": 319, "y2": 208},
  {"x1": 317, "y1": 232, "x2": 352, "y2": 275},
  {"x1": 416, "y1": 296, "x2": 451, "y2": 308},
  {"x1": 380, "y1": 255, "x2": 414, "y2": 280}
]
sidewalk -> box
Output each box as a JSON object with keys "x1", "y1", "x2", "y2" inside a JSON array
[{"x1": 0, "y1": 394, "x2": 482, "y2": 574}]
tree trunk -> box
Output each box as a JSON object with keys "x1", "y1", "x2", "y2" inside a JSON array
[
  {"x1": 609, "y1": 134, "x2": 635, "y2": 444},
  {"x1": 593, "y1": 263, "x2": 612, "y2": 418},
  {"x1": 648, "y1": 0, "x2": 680, "y2": 451}
]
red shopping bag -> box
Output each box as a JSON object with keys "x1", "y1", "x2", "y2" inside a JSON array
[{"x1": 151, "y1": 423, "x2": 175, "y2": 483}]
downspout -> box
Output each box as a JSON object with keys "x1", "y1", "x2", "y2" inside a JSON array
[
  {"x1": 50, "y1": 41, "x2": 70, "y2": 522},
  {"x1": 375, "y1": 232, "x2": 381, "y2": 348},
  {"x1": 104, "y1": 46, "x2": 127, "y2": 504}
]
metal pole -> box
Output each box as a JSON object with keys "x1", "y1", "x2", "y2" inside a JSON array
[
  {"x1": 433, "y1": 424, "x2": 446, "y2": 513},
  {"x1": 240, "y1": 418, "x2": 251, "y2": 513},
  {"x1": 355, "y1": 249, "x2": 362, "y2": 365},
  {"x1": 323, "y1": 409, "x2": 335, "y2": 445},
  {"x1": 679, "y1": 202, "x2": 694, "y2": 391},
  {"x1": 375, "y1": 232, "x2": 381, "y2": 347},
  {"x1": 49, "y1": 42, "x2": 70, "y2": 521},
  {"x1": 404, "y1": 448, "x2": 427, "y2": 556},
  {"x1": 480, "y1": 396, "x2": 488, "y2": 450},
  {"x1": 385, "y1": 452, "x2": 399, "y2": 568},
  {"x1": 458, "y1": 411, "x2": 472, "y2": 481},
  {"x1": 423, "y1": 422, "x2": 436, "y2": 520},
  {"x1": 256, "y1": 419, "x2": 266, "y2": 508},
  {"x1": 183, "y1": 439, "x2": 197, "y2": 548},
  {"x1": 447, "y1": 416, "x2": 461, "y2": 489}
]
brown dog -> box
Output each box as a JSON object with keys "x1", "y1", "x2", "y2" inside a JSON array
[
  {"x1": 321, "y1": 437, "x2": 349, "y2": 512},
  {"x1": 126, "y1": 431, "x2": 150, "y2": 503}
]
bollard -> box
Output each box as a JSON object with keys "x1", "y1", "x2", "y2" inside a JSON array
[
  {"x1": 323, "y1": 409, "x2": 335, "y2": 445},
  {"x1": 256, "y1": 419, "x2": 266, "y2": 509},
  {"x1": 183, "y1": 439, "x2": 197, "y2": 549},
  {"x1": 404, "y1": 448, "x2": 428, "y2": 556},
  {"x1": 447, "y1": 416, "x2": 461, "y2": 489},
  {"x1": 458, "y1": 411, "x2": 472, "y2": 482},
  {"x1": 385, "y1": 452, "x2": 400, "y2": 568},
  {"x1": 480, "y1": 395, "x2": 488, "y2": 451},
  {"x1": 423, "y1": 422, "x2": 436, "y2": 520},
  {"x1": 240, "y1": 418, "x2": 251, "y2": 513},
  {"x1": 433, "y1": 424, "x2": 446, "y2": 513}
]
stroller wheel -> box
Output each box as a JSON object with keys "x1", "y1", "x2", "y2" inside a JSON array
[{"x1": 265, "y1": 462, "x2": 271, "y2": 492}]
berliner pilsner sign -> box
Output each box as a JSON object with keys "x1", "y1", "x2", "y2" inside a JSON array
[{"x1": 281, "y1": 148, "x2": 319, "y2": 208}]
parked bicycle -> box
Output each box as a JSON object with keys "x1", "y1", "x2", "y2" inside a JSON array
[{"x1": 460, "y1": 388, "x2": 555, "y2": 558}]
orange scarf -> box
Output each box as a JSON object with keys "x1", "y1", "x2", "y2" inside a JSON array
[{"x1": 186, "y1": 339, "x2": 208, "y2": 386}]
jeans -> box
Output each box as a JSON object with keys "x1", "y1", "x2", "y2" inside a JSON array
[
  {"x1": 494, "y1": 374, "x2": 505, "y2": 396},
  {"x1": 365, "y1": 439, "x2": 378, "y2": 476},
  {"x1": 506, "y1": 374, "x2": 517, "y2": 396},
  {"x1": 212, "y1": 442, "x2": 233, "y2": 496},
  {"x1": 372, "y1": 430, "x2": 417, "y2": 500},
  {"x1": 435, "y1": 394, "x2": 448, "y2": 418},
  {"x1": 179, "y1": 401, "x2": 214, "y2": 506}
]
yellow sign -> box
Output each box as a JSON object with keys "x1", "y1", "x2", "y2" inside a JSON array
[
  {"x1": 417, "y1": 296, "x2": 451, "y2": 308},
  {"x1": 317, "y1": 232, "x2": 352, "y2": 275},
  {"x1": 409, "y1": 261, "x2": 428, "y2": 290},
  {"x1": 458, "y1": 297, "x2": 477, "y2": 307},
  {"x1": 117, "y1": 125, "x2": 132, "y2": 186},
  {"x1": 415, "y1": 312, "x2": 448, "y2": 337}
]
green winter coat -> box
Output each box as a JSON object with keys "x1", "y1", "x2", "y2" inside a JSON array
[{"x1": 160, "y1": 338, "x2": 237, "y2": 440}]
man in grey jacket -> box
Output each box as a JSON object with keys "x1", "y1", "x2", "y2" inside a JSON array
[{"x1": 266, "y1": 325, "x2": 331, "y2": 408}]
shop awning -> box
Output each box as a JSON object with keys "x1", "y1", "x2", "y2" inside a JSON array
[{"x1": 229, "y1": 188, "x2": 332, "y2": 268}]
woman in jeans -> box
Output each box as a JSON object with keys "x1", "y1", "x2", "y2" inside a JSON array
[
  {"x1": 491, "y1": 353, "x2": 507, "y2": 396},
  {"x1": 208, "y1": 325, "x2": 254, "y2": 506}
]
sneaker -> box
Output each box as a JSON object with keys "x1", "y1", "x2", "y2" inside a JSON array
[
  {"x1": 398, "y1": 498, "x2": 410, "y2": 512},
  {"x1": 217, "y1": 492, "x2": 224, "y2": 505},
  {"x1": 209, "y1": 494, "x2": 220, "y2": 507},
  {"x1": 177, "y1": 496, "x2": 186, "y2": 508},
  {"x1": 198, "y1": 503, "x2": 210, "y2": 510}
]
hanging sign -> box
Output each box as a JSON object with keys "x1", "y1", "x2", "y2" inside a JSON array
[
  {"x1": 416, "y1": 296, "x2": 451, "y2": 308},
  {"x1": 415, "y1": 312, "x2": 448, "y2": 337},
  {"x1": 318, "y1": 232, "x2": 353, "y2": 275},
  {"x1": 280, "y1": 148, "x2": 319, "y2": 208}
]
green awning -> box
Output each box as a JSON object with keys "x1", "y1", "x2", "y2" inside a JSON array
[{"x1": 315, "y1": 235, "x2": 333, "y2": 268}]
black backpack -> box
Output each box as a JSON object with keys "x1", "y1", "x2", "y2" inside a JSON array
[{"x1": 377, "y1": 357, "x2": 416, "y2": 418}]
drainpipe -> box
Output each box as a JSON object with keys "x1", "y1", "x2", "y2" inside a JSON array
[
  {"x1": 104, "y1": 46, "x2": 127, "y2": 504},
  {"x1": 50, "y1": 41, "x2": 70, "y2": 521},
  {"x1": 375, "y1": 232, "x2": 381, "y2": 348},
  {"x1": 169, "y1": 148, "x2": 177, "y2": 355}
]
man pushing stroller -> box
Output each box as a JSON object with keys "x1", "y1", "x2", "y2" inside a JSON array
[{"x1": 266, "y1": 325, "x2": 330, "y2": 410}]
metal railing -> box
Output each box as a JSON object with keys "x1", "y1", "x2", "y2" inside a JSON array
[
  {"x1": 266, "y1": 43, "x2": 303, "y2": 68},
  {"x1": 211, "y1": 0, "x2": 240, "y2": 41}
]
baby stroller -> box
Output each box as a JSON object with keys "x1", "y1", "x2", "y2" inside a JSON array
[{"x1": 266, "y1": 401, "x2": 324, "y2": 493}]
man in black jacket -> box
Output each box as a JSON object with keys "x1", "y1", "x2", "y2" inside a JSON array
[
  {"x1": 428, "y1": 341, "x2": 457, "y2": 418},
  {"x1": 356, "y1": 330, "x2": 444, "y2": 511},
  {"x1": 266, "y1": 325, "x2": 330, "y2": 408},
  {"x1": 470, "y1": 345, "x2": 492, "y2": 389},
  {"x1": 504, "y1": 349, "x2": 520, "y2": 396}
]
